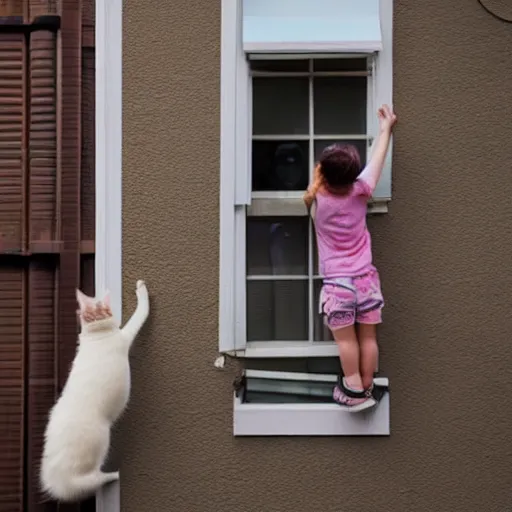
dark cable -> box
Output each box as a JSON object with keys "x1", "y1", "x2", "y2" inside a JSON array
[{"x1": 477, "y1": 0, "x2": 512, "y2": 23}]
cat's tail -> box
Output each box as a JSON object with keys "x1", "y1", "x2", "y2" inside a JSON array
[{"x1": 42, "y1": 471, "x2": 119, "y2": 502}]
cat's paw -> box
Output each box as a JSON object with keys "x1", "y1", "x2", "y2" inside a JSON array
[{"x1": 136, "y1": 280, "x2": 148, "y2": 300}]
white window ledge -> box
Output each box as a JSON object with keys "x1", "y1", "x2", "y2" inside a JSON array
[
  {"x1": 233, "y1": 378, "x2": 389, "y2": 436},
  {"x1": 242, "y1": 341, "x2": 339, "y2": 358},
  {"x1": 233, "y1": 342, "x2": 383, "y2": 361},
  {"x1": 368, "y1": 198, "x2": 389, "y2": 214}
]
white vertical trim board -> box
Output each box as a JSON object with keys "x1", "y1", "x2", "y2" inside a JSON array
[
  {"x1": 95, "y1": 480, "x2": 121, "y2": 512},
  {"x1": 95, "y1": 0, "x2": 123, "y2": 322},
  {"x1": 234, "y1": 0, "x2": 251, "y2": 206},
  {"x1": 233, "y1": 208, "x2": 247, "y2": 351},
  {"x1": 219, "y1": 0, "x2": 239, "y2": 354},
  {"x1": 95, "y1": 0, "x2": 123, "y2": 508},
  {"x1": 372, "y1": 0, "x2": 393, "y2": 200}
]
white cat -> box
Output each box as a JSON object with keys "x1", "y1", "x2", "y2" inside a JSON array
[{"x1": 40, "y1": 280, "x2": 150, "y2": 502}]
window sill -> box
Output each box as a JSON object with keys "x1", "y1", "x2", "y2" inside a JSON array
[
  {"x1": 233, "y1": 378, "x2": 389, "y2": 436},
  {"x1": 368, "y1": 198, "x2": 389, "y2": 214},
  {"x1": 242, "y1": 341, "x2": 339, "y2": 358},
  {"x1": 248, "y1": 195, "x2": 389, "y2": 216}
]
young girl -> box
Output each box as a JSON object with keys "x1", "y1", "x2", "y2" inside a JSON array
[{"x1": 304, "y1": 104, "x2": 397, "y2": 412}]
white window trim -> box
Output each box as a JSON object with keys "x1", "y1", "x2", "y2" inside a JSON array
[
  {"x1": 220, "y1": 0, "x2": 391, "y2": 436},
  {"x1": 220, "y1": 0, "x2": 394, "y2": 358},
  {"x1": 95, "y1": 0, "x2": 123, "y2": 507},
  {"x1": 95, "y1": 0, "x2": 123, "y2": 322},
  {"x1": 245, "y1": 42, "x2": 382, "y2": 54}
]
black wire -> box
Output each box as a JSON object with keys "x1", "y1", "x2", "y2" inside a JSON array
[{"x1": 477, "y1": 0, "x2": 512, "y2": 23}]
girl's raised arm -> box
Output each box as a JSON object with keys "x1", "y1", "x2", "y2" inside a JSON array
[{"x1": 359, "y1": 105, "x2": 397, "y2": 192}]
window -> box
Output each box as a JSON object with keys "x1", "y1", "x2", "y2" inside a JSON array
[
  {"x1": 220, "y1": 0, "x2": 393, "y2": 436},
  {"x1": 246, "y1": 56, "x2": 372, "y2": 356}
]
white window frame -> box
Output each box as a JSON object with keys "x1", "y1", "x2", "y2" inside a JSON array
[
  {"x1": 220, "y1": 0, "x2": 393, "y2": 435},
  {"x1": 220, "y1": 0, "x2": 393, "y2": 358}
]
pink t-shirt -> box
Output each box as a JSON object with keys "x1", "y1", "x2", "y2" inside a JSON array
[{"x1": 314, "y1": 178, "x2": 374, "y2": 278}]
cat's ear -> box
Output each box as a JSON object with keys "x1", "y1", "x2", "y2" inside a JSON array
[
  {"x1": 101, "y1": 290, "x2": 111, "y2": 307},
  {"x1": 76, "y1": 289, "x2": 92, "y2": 310}
]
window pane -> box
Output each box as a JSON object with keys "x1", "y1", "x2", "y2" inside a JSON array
[
  {"x1": 253, "y1": 77, "x2": 309, "y2": 135},
  {"x1": 313, "y1": 58, "x2": 368, "y2": 72},
  {"x1": 252, "y1": 140, "x2": 309, "y2": 191},
  {"x1": 247, "y1": 217, "x2": 309, "y2": 275},
  {"x1": 313, "y1": 77, "x2": 367, "y2": 134},
  {"x1": 251, "y1": 59, "x2": 309, "y2": 72},
  {"x1": 245, "y1": 391, "x2": 331, "y2": 404},
  {"x1": 245, "y1": 377, "x2": 333, "y2": 404},
  {"x1": 314, "y1": 279, "x2": 334, "y2": 342},
  {"x1": 314, "y1": 139, "x2": 367, "y2": 167},
  {"x1": 247, "y1": 280, "x2": 308, "y2": 341}
]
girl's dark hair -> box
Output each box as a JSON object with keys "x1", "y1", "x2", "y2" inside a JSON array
[{"x1": 318, "y1": 143, "x2": 362, "y2": 188}]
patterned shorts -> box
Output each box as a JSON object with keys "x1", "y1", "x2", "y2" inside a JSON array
[{"x1": 319, "y1": 268, "x2": 384, "y2": 330}]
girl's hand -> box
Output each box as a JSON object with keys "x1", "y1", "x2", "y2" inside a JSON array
[
  {"x1": 378, "y1": 104, "x2": 397, "y2": 133},
  {"x1": 303, "y1": 164, "x2": 323, "y2": 210}
]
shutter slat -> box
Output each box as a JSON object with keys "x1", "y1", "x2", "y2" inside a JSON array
[
  {"x1": 0, "y1": 34, "x2": 25, "y2": 254},
  {"x1": 0, "y1": 2, "x2": 95, "y2": 510},
  {"x1": 26, "y1": 258, "x2": 58, "y2": 512},
  {"x1": 29, "y1": 31, "x2": 58, "y2": 248},
  {"x1": 26, "y1": 24, "x2": 60, "y2": 512},
  {"x1": 0, "y1": 262, "x2": 24, "y2": 512},
  {"x1": 28, "y1": 0, "x2": 57, "y2": 20},
  {"x1": 80, "y1": 47, "x2": 95, "y2": 243},
  {"x1": 57, "y1": 4, "x2": 82, "y2": 508},
  {"x1": 57, "y1": 0, "x2": 81, "y2": 390}
]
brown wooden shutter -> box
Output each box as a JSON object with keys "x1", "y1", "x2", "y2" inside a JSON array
[
  {"x1": 0, "y1": 0, "x2": 96, "y2": 510},
  {"x1": 0, "y1": 30, "x2": 27, "y2": 512}
]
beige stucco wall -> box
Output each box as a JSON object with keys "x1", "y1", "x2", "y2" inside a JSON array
[{"x1": 120, "y1": 0, "x2": 512, "y2": 510}]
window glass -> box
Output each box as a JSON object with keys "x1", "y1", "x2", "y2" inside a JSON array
[
  {"x1": 247, "y1": 216, "x2": 309, "y2": 275},
  {"x1": 247, "y1": 280, "x2": 308, "y2": 341},
  {"x1": 252, "y1": 140, "x2": 309, "y2": 192},
  {"x1": 313, "y1": 77, "x2": 367, "y2": 134},
  {"x1": 253, "y1": 77, "x2": 309, "y2": 135},
  {"x1": 313, "y1": 58, "x2": 367, "y2": 72},
  {"x1": 248, "y1": 58, "x2": 370, "y2": 346}
]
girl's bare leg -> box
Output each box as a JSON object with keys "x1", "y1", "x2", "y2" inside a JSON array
[
  {"x1": 333, "y1": 325, "x2": 363, "y2": 390},
  {"x1": 357, "y1": 323, "x2": 379, "y2": 390}
]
